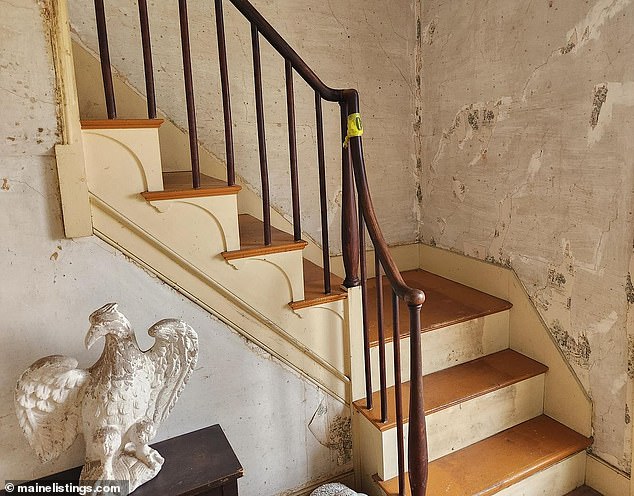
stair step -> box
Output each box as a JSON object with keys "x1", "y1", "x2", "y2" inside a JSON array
[
  {"x1": 289, "y1": 259, "x2": 347, "y2": 310},
  {"x1": 354, "y1": 349, "x2": 547, "y2": 431},
  {"x1": 142, "y1": 171, "x2": 241, "y2": 201},
  {"x1": 378, "y1": 415, "x2": 591, "y2": 496},
  {"x1": 366, "y1": 270, "x2": 512, "y2": 346},
  {"x1": 81, "y1": 118, "x2": 164, "y2": 129},
  {"x1": 222, "y1": 214, "x2": 307, "y2": 261}
]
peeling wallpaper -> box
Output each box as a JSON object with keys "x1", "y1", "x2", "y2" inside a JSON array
[
  {"x1": 1, "y1": 3, "x2": 350, "y2": 493},
  {"x1": 67, "y1": 0, "x2": 418, "y2": 253},
  {"x1": 418, "y1": 0, "x2": 634, "y2": 472}
]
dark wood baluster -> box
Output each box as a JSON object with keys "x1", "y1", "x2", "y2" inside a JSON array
[
  {"x1": 359, "y1": 209, "x2": 372, "y2": 410},
  {"x1": 340, "y1": 104, "x2": 360, "y2": 288},
  {"x1": 392, "y1": 290, "x2": 406, "y2": 496},
  {"x1": 93, "y1": 0, "x2": 116, "y2": 119},
  {"x1": 214, "y1": 0, "x2": 235, "y2": 186},
  {"x1": 315, "y1": 92, "x2": 331, "y2": 293},
  {"x1": 137, "y1": 0, "x2": 156, "y2": 119},
  {"x1": 286, "y1": 60, "x2": 301, "y2": 241},
  {"x1": 178, "y1": 0, "x2": 201, "y2": 188},
  {"x1": 251, "y1": 24, "x2": 271, "y2": 245},
  {"x1": 376, "y1": 253, "x2": 387, "y2": 423},
  {"x1": 408, "y1": 303, "x2": 429, "y2": 496},
  {"x1": 359, "y1": 207, "x2": 372, "y2": 409}
]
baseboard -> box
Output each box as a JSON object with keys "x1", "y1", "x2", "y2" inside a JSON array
[
  {"x1": 277, "y1": 470, "x2": 355, "y2": 496},
  {"x1": 585, "y1": 454, "x2": 630, "y2": 496}
]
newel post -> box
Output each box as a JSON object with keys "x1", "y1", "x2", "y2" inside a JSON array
[
  {"x1": 408, "y1": 303, "x2": 429, "y2": 496},
  {"x1": 340, "y1": 102, "x2": 360, "y2": 288}
]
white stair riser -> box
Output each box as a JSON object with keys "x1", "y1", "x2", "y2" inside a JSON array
[
  {"x1": 496, "y1": 452, "x2": 586, "y2": 496},
  {"x1": 368, "y1": 311, "x2": 509, "y2": 392},
  {"x1": 227, "y1": 251, "x2": 306, "y2": 302},
  {"x1": 83, "y1": 127, "x2": 165, "y2": 191},
  {"x1": 376, "y1": 375, "x2": 545, "y2": 480}
]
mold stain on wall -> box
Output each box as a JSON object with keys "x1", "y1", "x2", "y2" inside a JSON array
[{"x1": 307, "y1": 398, "x2": 352, "y2": 466}]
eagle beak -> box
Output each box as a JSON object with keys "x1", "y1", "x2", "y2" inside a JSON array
[{"x1": 85, "y1": 324, "x2": 105, "y2": 349}]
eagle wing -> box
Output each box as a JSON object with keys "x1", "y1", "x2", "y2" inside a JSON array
[
  {"x1": 15, "y1": 355, "x2": 89, "y2": 463},
  {"x1": 146, "y1": 319, "x2": 198, "y2": 425}
]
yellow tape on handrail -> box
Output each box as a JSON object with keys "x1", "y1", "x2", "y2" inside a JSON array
[{"x1": 343, "y1": 113, "x2": 363, "y2": 148}]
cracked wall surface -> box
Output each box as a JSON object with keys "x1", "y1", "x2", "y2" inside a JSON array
[
  {"x1": 418, "y1": 0, "x2": 634, "y2": 472},
  {"x1": 68, "y1": 0, "x2": 418, "y2": 253},
  {"x1": 1, "y1": 3, "x2": 350, "y2": 493}
]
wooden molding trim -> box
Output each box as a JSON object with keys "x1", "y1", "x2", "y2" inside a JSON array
[
  {"x1": 81, "y1": 118, "x2": 165, "y2": 129},
  {"x1": 222, "y1": 240, "x2": 308, "y2": 261},
  {"x1": 142, "y1": 185, "x2": 241, "y2": 201},
  {"x1": 290, "y1": 292, "x2": 348, "y2": 310}
]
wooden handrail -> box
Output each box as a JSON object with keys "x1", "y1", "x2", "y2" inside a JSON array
[
  {"x1": 347, "y1": 125, "x2": 425, "y2": 306},
  {"x1": 227, "y1": 0, "x2": 343, "y2": 102}
]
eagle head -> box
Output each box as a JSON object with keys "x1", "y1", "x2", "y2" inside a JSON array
[
  {"x1": 148, "y1": 319, "x2": 188, "y2": 343},
  {"x1": 85, "y1": 303, "x2": 133, "y2": 349}
]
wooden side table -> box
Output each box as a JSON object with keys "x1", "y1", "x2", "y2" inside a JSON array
[{"x1": 2, "y1": 424, "x2": 243, "y2": 495}]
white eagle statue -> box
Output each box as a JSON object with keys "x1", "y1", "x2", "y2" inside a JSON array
[{"x1": 15, "y1": 303, "x2": 199, "y2": 494}]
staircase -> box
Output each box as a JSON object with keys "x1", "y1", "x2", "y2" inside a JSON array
[
  {"x1": 353, "y1": 270, "x2": 591, "y2": 495},
  {"x1": 56, "y1": 0, "x2": 593, "y2": 494}
]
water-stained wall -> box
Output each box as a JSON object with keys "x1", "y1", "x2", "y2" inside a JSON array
[
  {"x1": 1, "y1": 3, "x2": 350, "y2": 493},
  {"x1": 418, "y1": 0, "x2": 634, "y2": 472},
  {"x1": 68, "y1": 0, "x2": 418, "y2": 253}
]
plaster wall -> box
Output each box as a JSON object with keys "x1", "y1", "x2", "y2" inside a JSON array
[
  {"x1": 0, "y1": 3, "x2": 350, "y2": 494},
  {"x1": 67, "y1": 0, "x2": 418, "y2": 254},
  {"x1": 418, "y1": 0, "x2": 634, "y2": 472}
]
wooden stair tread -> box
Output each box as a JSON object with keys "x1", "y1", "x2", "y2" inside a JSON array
[
  {"x1": 366, "y1": 269, "x2": 512, "y2": 346},
  {"x1": 354, "y1": 349, "x2": 547, "y2": 431},
  {"x1": 289, "y1": 259, "x2": 347, "y2": 310},
  {"x1": 81, "y1": 118, "x2": 164, "y2": 129},
  {"x1": 378, "y1": 415, "x2": 592, "y2": 496},
  {"x1": 143, "y1": 171, "x2": 241, "y2": 201},
  {"x1": 223, "y1": 214, "x2": 307, "y2": 260}
]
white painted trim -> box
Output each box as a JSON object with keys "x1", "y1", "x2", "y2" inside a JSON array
[
  {"x1": 49, "y1": 0, "x2": 92, "y2": 238},
  {"x1": 586, "y1": 454, "x2": 630, "y2": 496},
  {"x1": 50, "y1": 0, "x2": 81, "y2": 145}
]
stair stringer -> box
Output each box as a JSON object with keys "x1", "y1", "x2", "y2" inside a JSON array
[
  {"x1": 82, "y1": 128, "x2": 350, "y2": 401},
  {"x1": 90, "y1": 197, "x2": 348, "y2": 400}
]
